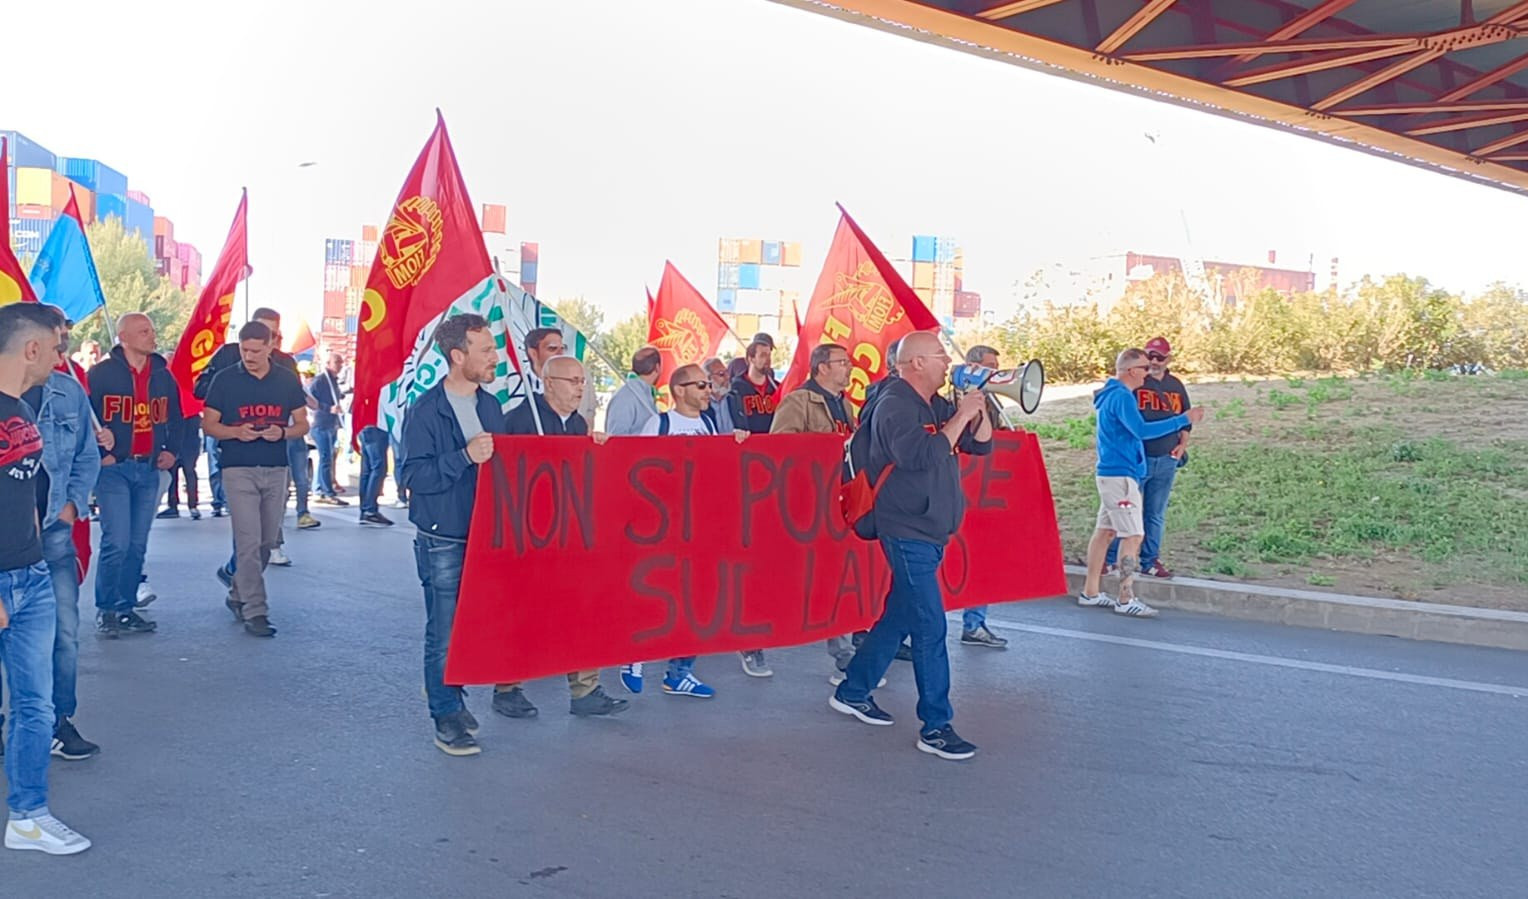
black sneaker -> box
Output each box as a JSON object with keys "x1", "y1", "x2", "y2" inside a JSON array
[
  {"x1": 190, "y1": 509, "x2": 202, "y2": 521},
  {"x1": 115, "y1": 611, "x2": 158, "y2": 635},
  {"x1": 570, "y1": 686, "x2": 630, "y2": 717},
  {"x1": 225, "y1": 595, "x2": 244, "y2": 623},
  {"x1": 155, "y1": 508, "x2": 180, "y2": 520},
  {"x1": 960, "y1": 626, "x2": 1009, "y2": 649},
  {"x1": 918, "y1": 726, "x2": 978, "y2": 760},
  {"x1": 828, "y1": 692, "x2": 895, "y2": 726},
  {"x1": 459, "y1": 707, "x2": 480, "y2": 736},
  {"x1": 492, "y1": 687, "x2": 538, "y2": 719},
  {"x1": 96, "y1": 612, "x2": 120, "y2": 637},
  {"x1": 51, "y1": 718, "x2": 100, "y2": 761},
  {"x1": 243, "y1": 616, "x2": 277, "y2": 638},
  {"x1": 360, "y1": 512, "x2": 394, "y2": 527},
  {"x1": 212, "y1": 506, "x2": 224, "y2": 518},
  {"x1": 215, "y1": 565, "x2": 233, "y2": 589},
  {"x1": 433, "y1": 712, "x2": 481, "y2": 757}
]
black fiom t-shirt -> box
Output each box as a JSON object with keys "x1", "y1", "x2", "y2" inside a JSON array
[
  {"x1": 0, "y1": 391, "x2": 45, "y2": 571},
  {"x1": 203, "y1": 364, "x2": 308, "y2": 468}
]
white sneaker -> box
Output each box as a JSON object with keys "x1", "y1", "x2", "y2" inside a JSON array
[
  {"x1": 1077, "y1": 591, "x2": 1117, "y2": 609},
  {"x1": 391, "y1": 498, "x2": 410, "y2": 509},
  {"x1": 135, "y1": 581, "x2": 157, "y2": 608},
  {"x1": 5, "y1": 814, "x2": 91, "y2": 855},
  {"x1": 829, "y1": 671, "x2": 887, "y2": 688},
  {"x1": 739, "y1": 650, "x2": 773, "y2": 678},
  {"x1": 1113, "y1": 597, "x2": 1159, "y2": 618},
  {"x1": 269, "y1": 547, "x2": 292, "y2": 567}
]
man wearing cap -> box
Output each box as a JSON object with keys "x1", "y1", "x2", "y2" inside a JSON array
[{"x1": 1105, "y1": 337, "x2": 1192, "y2": 579}]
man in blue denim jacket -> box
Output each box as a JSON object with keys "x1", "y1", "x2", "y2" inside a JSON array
[{"x1": 24, "y1": 312, "x2": 103, "y2": 763}]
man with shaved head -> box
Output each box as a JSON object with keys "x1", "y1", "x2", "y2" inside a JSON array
[
  {"x1": 830, "y1": 330, "x2": 991, "y2": 761},
  {"x1": 490, "y1": 354, "x2": 628, "y2": 720},
  {"x1": 87, "y1": 312, "x2": 181, "y2": 637}
]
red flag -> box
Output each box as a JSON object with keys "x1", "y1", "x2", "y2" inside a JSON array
[
  {"x1": 647, "y1": 261, "x2": 730, "y2": 409},
  {"x1": 351, "y1": 112, "x2": 491, "y2": 438},
  {"x1": 778, "y1": 206, "x2": 939, "y2": 411},
  {"x1": 284, "y1": 318, "x2": 317, "y2": 356},
  {"x1": 170, "y1": 191, "x2": 248, "y2": 415},
  {"x1": 0, "y1": 137, "x2": 40, "y2": 306}
]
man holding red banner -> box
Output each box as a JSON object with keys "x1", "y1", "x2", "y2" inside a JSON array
[
  {"x1": 400, "y1": 314, "x2": 505, "y2": 756},
  {"x1": 490, "y1": 355, "x2": 629, "y2": 720},
  {"x1": 829, "y1": 331, "x2": 990, "y2": 762}
]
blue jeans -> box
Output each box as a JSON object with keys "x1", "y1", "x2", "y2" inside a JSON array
[
  {"x1": 204, "y1": 436, "x2": 226, "y2": 510},
  {"x1": 286, "y1": 437, "x2": 310, "y2": 515},
  {"x1": 312, "y1": 425, "x2": 338, "y2": 497},
  {"x1": 837, "y1": 537, "x2": 954, "y2": 732},
  {"x1": 1106, "y1": 454, "x2": 1180, "y2": 568},
  {"x1": 41, "y1": 522, "x2": 81, "y2": 722},
  {"x1": 359, "y1": 426, "x2": 389, "y2": 515},
  {"x1": 666, "y1": 657, "x2": 697, "y2": 681},
  {"x1": 94, "y1": 459, "x2": 159, "y2": 614},
  {"x1": 962, "y1": 607, "x2": 988, "y2": 632},
  {"x1": 415, "y1": 533, "x2": 466, "y2": 721},
  {"x1": 1, "y1": 562, "x2": 58, "y2": 815}
]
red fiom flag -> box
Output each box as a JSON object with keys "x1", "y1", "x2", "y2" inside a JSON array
[
  {"x1": 0, "y1": 137, "x2": 40, "y2": 306},
  {"x1": 778, "y1": 206, "x2": 939, "y2": 411},
  {"x1": 647, "y1": 261, "x2": 730, "y2": 409},
  {"x1": 351, "y1": 112, "x2": 491, "y2": 438},
  {"x1": 170, "y1": 190, "x2": 247, "y2": 415}
]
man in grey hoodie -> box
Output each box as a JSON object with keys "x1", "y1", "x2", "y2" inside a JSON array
[{"x1": 603, "y1": 346, "x2": 660, "y2": 436}]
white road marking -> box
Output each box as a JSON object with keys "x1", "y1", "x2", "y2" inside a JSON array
[{"x1": 980, "y1": 616, "x2": 1528, "y2": 699}]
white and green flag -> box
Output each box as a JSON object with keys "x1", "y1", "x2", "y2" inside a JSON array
[{"x1": 379, "y1": 275, "x2": 594, "y2": 441}]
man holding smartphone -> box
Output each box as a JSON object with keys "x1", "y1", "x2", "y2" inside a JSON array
[{"x1": 200, "y1": 321, "x2": 311, "y2": 638}]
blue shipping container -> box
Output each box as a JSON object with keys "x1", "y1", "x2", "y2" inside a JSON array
[
  {"x1": 1, "y1": 131, "x2": 57, "y2": 170},
  {"x1": 912, "y1": 236, "x2": 937, "y2": 263},
  {"x1": 935, "y1": 237, "x2": 956, "y2": 264},
  {"x1": 718, "y1": 263, "x2": 740, "y2": 288},
  {"x1": 344, "y1": 315, "x2": 358, "y2": 333},
  {"x1": 521, "y1": 261, "x2": 538, "y2": 283},
  {"x1": 97, "y1": 193, "x2": 127, "y2": 225},
  {"x1": 762, "y1": 241, "x2": 782, "y2": 266},
  {"x1": 59, "y1": 158, "x2": 128, "y2": 198},
  {"x1": 11, "y1": 215, "x2": 55, "y2": 259},
  {"x1": 716, "y1": 288, "x2": 737, "y2": 312},
  {"x1": 126, "y1": 200, "x2": 154, "y2": 246},
  {"x1": 738, "y1": 263, "x2": 761, "y2": 290}
]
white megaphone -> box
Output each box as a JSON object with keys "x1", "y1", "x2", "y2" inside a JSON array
[{"x1": 950, "y1": 360, "x2": 1045, "y2": 414}]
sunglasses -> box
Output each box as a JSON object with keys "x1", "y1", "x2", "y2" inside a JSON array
[
  {"x1": 676, "y1": 380, "x2": 710, "y2": 390},
  {"x1": 1146, "y1": 352, "x2": 1168, "y2": 362}
]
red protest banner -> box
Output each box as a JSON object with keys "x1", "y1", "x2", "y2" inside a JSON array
[{"x1": 445, "y1": 431, "x2": 1065, "y2": 685}]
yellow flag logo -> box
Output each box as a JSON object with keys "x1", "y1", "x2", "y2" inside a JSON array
[
  {"x1": 380, "y1": 196, "x2": 443, "y2": 290},
  {"x1": 824, "y1": 261, "x2": 905, "y2": 334}
]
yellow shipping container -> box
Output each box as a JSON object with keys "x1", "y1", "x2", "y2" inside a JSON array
[
  {"x1": 912, "y1": 263, "x2": 935, "y2": 290},
  {"x1": 735, "y1": 313, "x2": 760, "y2": 336},
  {"x1": 782, "y1": 242, "x2": 803, "y2": 267},
  {"x1": 737, "y1": 239, "x2": 763, "y2": 265},
  {"x1": 15, "y1": 167, "x2": 53, "y2": 207}
]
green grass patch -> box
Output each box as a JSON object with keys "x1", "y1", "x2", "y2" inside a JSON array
[{"x1": 1027, "y1": 414, "x2": 1097, "y2": 449}]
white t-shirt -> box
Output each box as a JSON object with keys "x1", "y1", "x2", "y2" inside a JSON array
[{"x1": 639, "y1": 410, "x2": 714, "y2": 436}]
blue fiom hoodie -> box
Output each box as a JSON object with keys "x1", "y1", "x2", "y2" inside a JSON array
[{"x1": 1093, "y1": 378, "x2": 1192, "y2": 482}]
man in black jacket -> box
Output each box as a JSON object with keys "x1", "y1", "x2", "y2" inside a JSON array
[
  {"x1": 829, "y1": 330, "x2": 991, "y2": 761},
  {"x1": 490, "y1": 355, "x2": 628, "y2": 721},
  {"x1": 401, "y1": 314, "x2": 505, "y2": 757},
  {"x1": 87, "y1": 313, "x2": 180, "y2": 636}
]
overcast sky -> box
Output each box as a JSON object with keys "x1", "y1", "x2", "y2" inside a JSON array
[{"x1": 6, "y1": 0, "x2": 1526, "y2": 330}]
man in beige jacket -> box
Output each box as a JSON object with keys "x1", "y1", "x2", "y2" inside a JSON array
[{"x1": 770, "y1": 342, "x2": 869, "y2": 682}]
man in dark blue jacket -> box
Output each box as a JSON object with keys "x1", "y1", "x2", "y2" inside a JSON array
[
  {"x1": 830, "y1": 330, "x2": 991, "y2": 762},
  {"x1": 87, "y1": 313, "x2": 180, "y2": 637},
  {"x1": 401, "y1": 314, "x2": 505, "y2": 757}
]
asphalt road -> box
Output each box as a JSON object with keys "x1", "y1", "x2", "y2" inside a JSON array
[{"x1": 3, "y1": 501, "x2": 1525, "y2": 898}]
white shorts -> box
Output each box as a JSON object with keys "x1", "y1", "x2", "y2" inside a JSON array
[{"x1": 1095, "y1": 476, "x2": 1144, "y2": 537}]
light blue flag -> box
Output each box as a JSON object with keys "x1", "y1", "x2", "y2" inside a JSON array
[{"x1": 30, "y1": 202, "x2": 107, "y2": 324}]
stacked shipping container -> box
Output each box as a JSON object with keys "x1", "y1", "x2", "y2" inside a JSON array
[
  {"x1": 909, "y1": 234, "x2": 974, "y2": 326},
  {"x1": 716, "y1": 237, "x2": 803, "y2": 339}
]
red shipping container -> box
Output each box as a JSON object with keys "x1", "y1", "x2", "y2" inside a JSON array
[
  {"x1": 127, "y1": 189, "x2": 151, "y2": 206},
  {"x1": 361, "y1": 225, "x2": 378, "y2": 242},
  {"x1": 520, "y1": 241, "x2": 539, "y2": 264},
  {"x1": 323, "y1": 290, "x2": 347, "y2": 318},
  {"x1": 154, "y1": 216, "x2": 173, "y2": 239},
  {"x1": 481, "y1": 203, "x2": 507, "y2": 234}
]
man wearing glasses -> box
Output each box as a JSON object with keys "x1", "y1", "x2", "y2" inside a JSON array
[
  {"x1": 1105, "y1": 336, "x2": 1192, "y2": 579},
  {"x1": 621, "y1": 364, "x2": 749, "y2": 699},
  {"x1": 1078, "y1": 348, "x2": 1203, "y2": 618},
  {"x1": 490, "y1": 355, "x2": 629, "y2": 721},
  {"x1": 829, "y1": 331, "x2": 991, "y2": 761}
]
